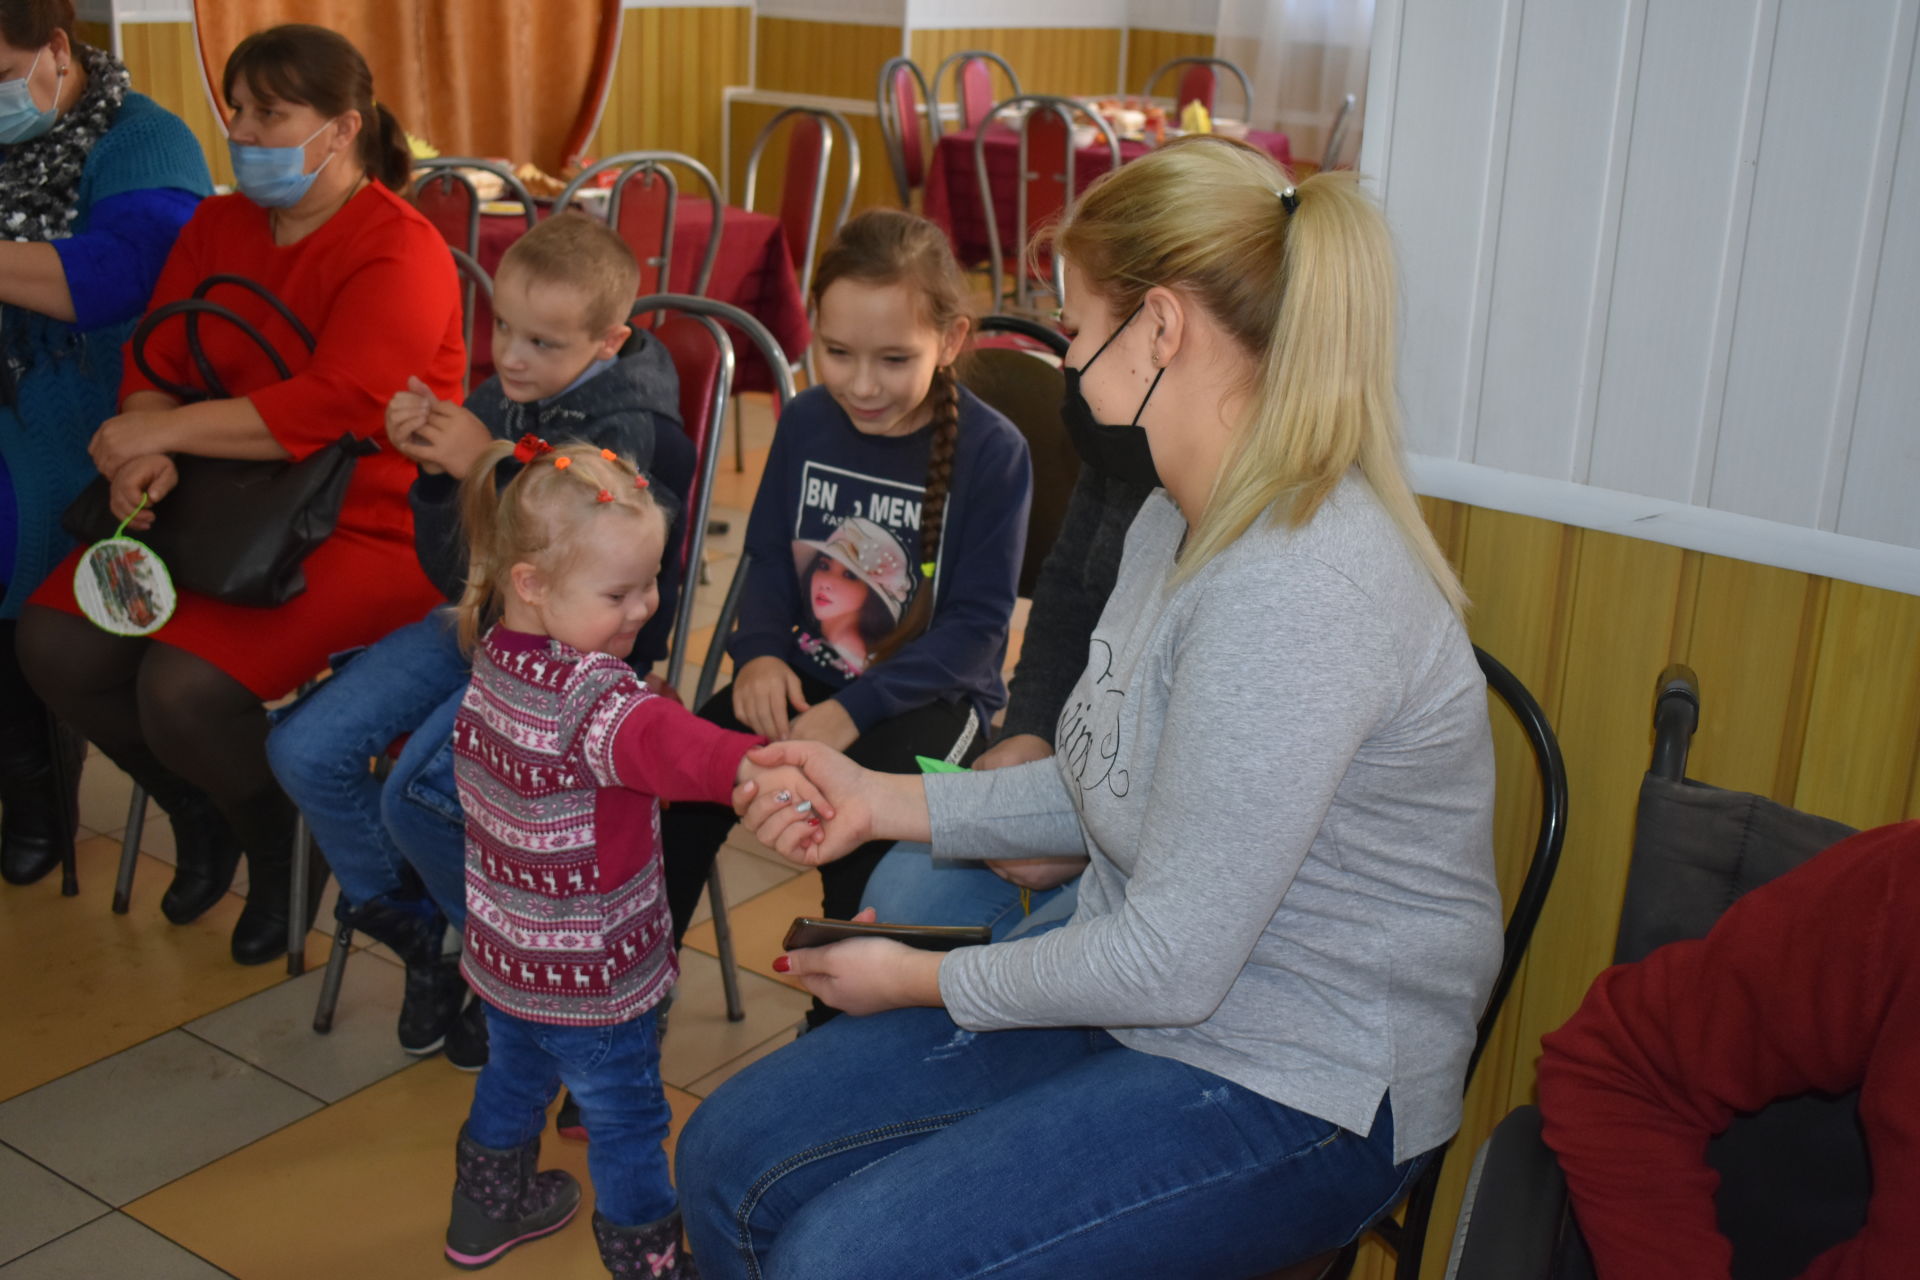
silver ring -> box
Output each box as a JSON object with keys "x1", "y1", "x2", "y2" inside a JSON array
[
  {"x1": 793, "y1": 800, "x2": 814, "y2": 816},
  {"x1": 773, "y1": 789, "x2": 792, "y2": 805}
]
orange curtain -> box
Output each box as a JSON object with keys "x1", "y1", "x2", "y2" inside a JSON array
[{"x1": 192, "y1": 0, "x2": 622, "y2": 174}]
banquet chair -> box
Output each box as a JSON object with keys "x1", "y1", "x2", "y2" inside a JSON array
[
  {"x1": 409, "y1": 158, "x2": 536, "y2": 257},
  {"x1": 308, "y1": 296, "x2": 793, "y2": 1035},
  {"x1": 1443, "y1": 666, "x2": 1867, "y2": 1280},
  {"x1": 742, "y1": 107, "x2": 860, "y2": 306},
  {"x1": 1322, "y1": 93, "x2": 1358, "y2": 172},
  {"x1": 448, "y1": 247, "x2": 492, "y2": 399},
  {"x1": 972, "y1": 314, "x2": 1074, "y2": 598},
  {"x1": 554, "y1": 152, "x2": 725, "y2": 300},
  {"x1": 974, "y1": 95, "x2": 1120, "y2": 315},
  {"x1": 1142, "y1": 56, "x2": 1253, "y2": 122},
  {"x1": 876, "y1": 56, "x2": 934, "y2": 207},
  {"x1": 931, "y1": 49, "x2": 1021, "y2": 134},
  {"x1": 1269, "y1": 646, "x2": 1570, "y2": 1280}
]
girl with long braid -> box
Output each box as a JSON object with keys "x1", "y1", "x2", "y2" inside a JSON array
[{"x1": 659, "y1": 210, "x2": 1031, "y2": 1022}]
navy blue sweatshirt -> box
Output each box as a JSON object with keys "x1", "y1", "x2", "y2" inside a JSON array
[
  {"x1": 730, "y1": 384, "x2": 1032, "y2": 734},
  {"x1": 409, "y1": 333, "x2": 692, "y2": 665}
]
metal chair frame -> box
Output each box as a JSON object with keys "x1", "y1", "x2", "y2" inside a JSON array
[
  {"x1": 741, "y1": 106, "x2": 861, "y2": 305},
  {"x1": 1322, "y1": 92, "x2": 1358, "y2": 171},
  {"x1": 554, "y1": 151, "x2": 726, "y2": 299},
  {"x1": 409, "y1": 158, "x2": 537, "y2": 257},
  {"x1": 930, "y1": 49, "x2": 1021, "y2": 135},
  {"x1": 974, "y1": 95, "x2": 1121, "y2": 314},
  {"x1": 448, "y1": 247, "x2": 493, "y2": 399},
  {"x1": 875, "y1": 56, "x2": 934, "y2": 207},
  {"x1": 1141, "y1": 56, "x2": 1254, "y2": 123}
]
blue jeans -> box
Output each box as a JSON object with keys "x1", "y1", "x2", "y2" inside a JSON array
[
  {"x1": 469, "y1": 1004, "x2": 676, "y2": 1227},
  {"x1": 859, "y1": 841, "x2": 1078, "y2": 941},
  {"x1": 675, "y1": 1007, "x2": 1426, "y2": 1279},
  {"x1": 265, "y1": 610, "x2": 471, "y2": 928}
]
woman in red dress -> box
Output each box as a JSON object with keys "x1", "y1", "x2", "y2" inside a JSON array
[{"x1": 19, "y1": 24, "x2": 460, "y2": 963}]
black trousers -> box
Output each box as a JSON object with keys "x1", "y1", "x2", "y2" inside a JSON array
[{"x1": 662, "y1": 668, "x2": 986, "y2": 946}]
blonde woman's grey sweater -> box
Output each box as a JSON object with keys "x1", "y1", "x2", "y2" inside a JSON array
[{"x1": 929, "y1": 478, "x2": 1502, "y2": 1163}]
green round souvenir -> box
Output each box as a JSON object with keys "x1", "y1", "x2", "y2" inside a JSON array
[{"x1": 73, "y1": 498, "x2": 176, "y2": 637}]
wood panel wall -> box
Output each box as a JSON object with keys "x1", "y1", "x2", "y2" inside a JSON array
[
  {"x1": 588, "y1": 5, "x2": 752, "y2": 179},
  {"x1": 75, "y1": 18, "x2": 112, "y2": 49},
  {"x1": 726, "y1": 98, "x2": 895, "y2": 233},
  {"x1": 908, "y1": 27, "x2": 1122, "y2": 99},
  {"x1": 756, "y1": 16, "x2": 901, "y2": 101},
  {"x1": 1123, "y1": 27, "x2": 1216, "y2": 99},
  {"x1": 118, "y1": 21, "x2": 232, "y2": 187},
  {"x1": 1337, "y1": 496, "x2": 1920, "y2": 1280}
]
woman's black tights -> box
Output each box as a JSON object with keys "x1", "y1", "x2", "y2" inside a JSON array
[{"x1": 15, "y1": 605, "x2": 294, "y2": 851}]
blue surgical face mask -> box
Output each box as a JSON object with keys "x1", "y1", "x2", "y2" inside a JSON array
[
  {"x1": 0, "y1": 48, "x2": 62, "y2": 146},
  {"x1": 228, "y1": 118, "x2": 339, "y2": 209}
]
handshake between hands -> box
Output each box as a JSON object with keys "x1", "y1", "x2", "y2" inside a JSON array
[{"x1": 729, "y1": 739, "x2": 894, "y2": 870}]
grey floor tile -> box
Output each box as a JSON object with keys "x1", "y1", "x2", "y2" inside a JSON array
[
  {"x1": 659, "y1": 949, "x2": 811, "y2": 1091},
  {"x1": 689, "y1": 846, "x2": 800, "y2": 928},
  {"x1": 185, "y1": 959, "x2": 417, "y2": 1104},
  {"x1": 0, "y1": 1212, "x2": 229, "y2": 1279},
  {"x1": 0, "y1": 1145, "x2": 108, "y2": 1266},
  {"x1": 0, "y1": 1032, "x2": 320, "y2": 1206}
]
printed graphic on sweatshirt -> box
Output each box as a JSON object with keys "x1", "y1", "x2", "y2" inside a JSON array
[{"x1": 790, "y1": 461, "x2": 928, "y2": 677}]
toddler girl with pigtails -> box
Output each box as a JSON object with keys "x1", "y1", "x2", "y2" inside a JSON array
[
  {"x1": 658, "y1": 211, "x2": 1033, "y2": 1017},
  {"x1": 441, "y1": 439, "x2": 824, "y2": 1278}
]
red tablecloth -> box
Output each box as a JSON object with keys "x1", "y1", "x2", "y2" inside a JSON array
[
  {"x1": 923, "y1": 124, "x2": 1293, "y2": 268},
  {"x1": 473, "y1": 198, "x2": 809, "y2": 393}
]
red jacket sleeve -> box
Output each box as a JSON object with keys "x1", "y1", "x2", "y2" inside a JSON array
[
  {"x1": 1536, "y1": 822, "x2": 1920, "y2": 1280},
  {"x1": 598, "y1": 692, "x2": 764, "y2": 806}
]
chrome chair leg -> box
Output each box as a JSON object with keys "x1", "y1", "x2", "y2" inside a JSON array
[
  {"x1": 707, "y1": 864, "x2": 745, "y2": 1022},
  {"x1": 112, "y1": 783, "x2": 147, "y2": 914}
]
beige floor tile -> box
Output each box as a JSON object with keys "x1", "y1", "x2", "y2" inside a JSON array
[
  {"x1": 681, "y1": 873, "x2": 821, "y2": 993},
  {"x1": 659, "y1": 950, "x2": 811, "y2": 1091},
  {"x1": 687, "y1": 845, "x2": 800, "y2": 929},
  {"x1": 126, "y1": 1058, "x2": 698, "y2": 1280},
  {"x1": 0, "y1": 837, "x2": 324, "y2": 1102},
  {"x1": 74, "y1": 756, "x2": 137, "y2": 849},
  {"x1": 684, "y1": 1023, "x2": 802, "y2": 1098}
]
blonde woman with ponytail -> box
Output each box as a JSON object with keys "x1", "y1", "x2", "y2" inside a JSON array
[
  {"x1": 657, "y1": 209, "x2": 1033, "y2": 1021},
  {"x1": 679, "y1": 138, "x2": 1503, "y2": 1280}
]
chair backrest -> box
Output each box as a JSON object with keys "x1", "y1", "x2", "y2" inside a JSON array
[
  {"x1": 931, "y1": 49, "x2": 1021, "y2": 133},
  {"x1": 876, "y1": 56, "x2": 934, "y2": 206},
  {"x1": 409, "y1": 158, "x2": 538, "y2": 257},
  {"x1": 1322, "y1": 92, "x2": 1359, "y2": 171},
  {"x1": 628, "y1": 294, "x2": 796, "y2": 695},
  {"x1": 1335, "y1": 646, "x2": 1570, "y2": 1280},
  {"x1": 973, "y1": 95, "x2": 1121, "y2": 314},
  {"x1": 1142, "y1": 56, "x2": 1253, "y2": 123},
  {"x1": 555, "y1": 152, "x2": 725, "y2": 298},
  {"x1": 447, "y1": 247, "x2": 493, "y2": 399},
  {"x1": 743, "y1": 107, "x2": 861, "y2": 303},
  {"x1": 971, "y1": 315, "x2": 1073, "y2": 598}
]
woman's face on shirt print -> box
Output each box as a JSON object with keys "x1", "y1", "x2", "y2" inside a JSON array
[{"x1": 808, "y1": 554, "x2": 870, "y2": 629}]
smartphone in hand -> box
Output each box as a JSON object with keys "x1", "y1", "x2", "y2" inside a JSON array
[{"x1": 782, "y1": 917, "x2": 991, "y2": 952}]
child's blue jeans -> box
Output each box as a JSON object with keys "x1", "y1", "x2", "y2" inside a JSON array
[
  {"x1": 265, "y1": 609, "x2": 471, "y2": 928},
  {"x1": 468, "y1": 1003, "x2": 677, "y2": 1227},
  {"x1": 676, "y1": 1005, "x2": 1428, "y2": 1279}
]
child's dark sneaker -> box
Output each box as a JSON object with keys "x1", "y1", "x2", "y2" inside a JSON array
[
  {"x1": 444, "y1": 993, "x2": 489, "y2": 1071},
  {"x1": 593, "y1": 1208, "x2": 699, "y2": 1278},
  {"x1": 444, "y1": 1127, "x2": 580, "y2": 1269},
  {"x1": 556, "y1": 1090, "x2": 587, "y2": 1142}
]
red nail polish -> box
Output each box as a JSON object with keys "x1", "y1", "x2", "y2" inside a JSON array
[{"x1": 772, "y1": 955, "x2": 791, "y2": 973}]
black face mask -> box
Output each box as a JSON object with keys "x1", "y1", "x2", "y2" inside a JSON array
[{"x1": 1061, "y1": 303, "x2": 1166, "y2": 490}]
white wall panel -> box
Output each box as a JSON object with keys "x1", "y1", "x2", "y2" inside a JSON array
[
  {"x1": 1838, "y1": 20, "x2": 1920, "y2": 547},
  {"x1": 1473, "y1": 0, "x2": 1636, "y2": 481},
  {"x1": 1376, "y1": 0, "x2": 1920, "y2": 587}
]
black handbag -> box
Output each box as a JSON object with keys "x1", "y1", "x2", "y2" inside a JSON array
[{"x1": 61, "y1": 277, "x2": 375, "y2": 608}]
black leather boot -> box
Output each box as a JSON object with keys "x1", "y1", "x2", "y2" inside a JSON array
[
  {"x1": 345, "y1": 893, "x2": 465, "y2": 1054},
  {"x1": 445, "y1": 1126, "x2": 582, "y2": 1269},
  {"x1": 230, "y1": 796, "x2": 330, "y2": 966},
  {"x1": 157, "y1": 791, "x2": 245, "y2": 925},
  {"x1": 0, "y1": 714, "x2": 83, "y2": 887}
]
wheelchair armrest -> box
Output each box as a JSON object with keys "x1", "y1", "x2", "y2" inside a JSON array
[{"x1": 1445, "y1": 1106, "x2": 1570, "y2": 1280}]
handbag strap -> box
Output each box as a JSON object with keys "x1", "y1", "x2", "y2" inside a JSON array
[{"x1": 131, "y1": 275, "x2": 316, "y2": 403}]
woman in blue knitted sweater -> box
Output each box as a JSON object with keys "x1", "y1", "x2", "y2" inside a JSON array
[{"x1": 0, "y1": 0, "x2": 210, "y2": 887}]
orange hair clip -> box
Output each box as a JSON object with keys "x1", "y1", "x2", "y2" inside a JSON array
[
  {"x1": 600, "y1": 448, "x2": 618, "y2": 462},
  {"x1": 634, "y1": 474, "x2": 649, "y2": 489},
  {"x1": 553, "y1": 456, "x2": 572, "y2": 470},
  {"x1": 596, "y1": 489, "x2": 614, "y2": 503}
]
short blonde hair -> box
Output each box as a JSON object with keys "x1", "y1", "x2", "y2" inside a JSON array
[
  {"x1": 497, "y1": 213, "x2": 642, "y2": 333},
  {"x1": 454, "y1": 440, "x2": 664, "y2": 651},
  {"x1": 1051, "y1": 137, "x2": 1465, "y2": 615}
]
